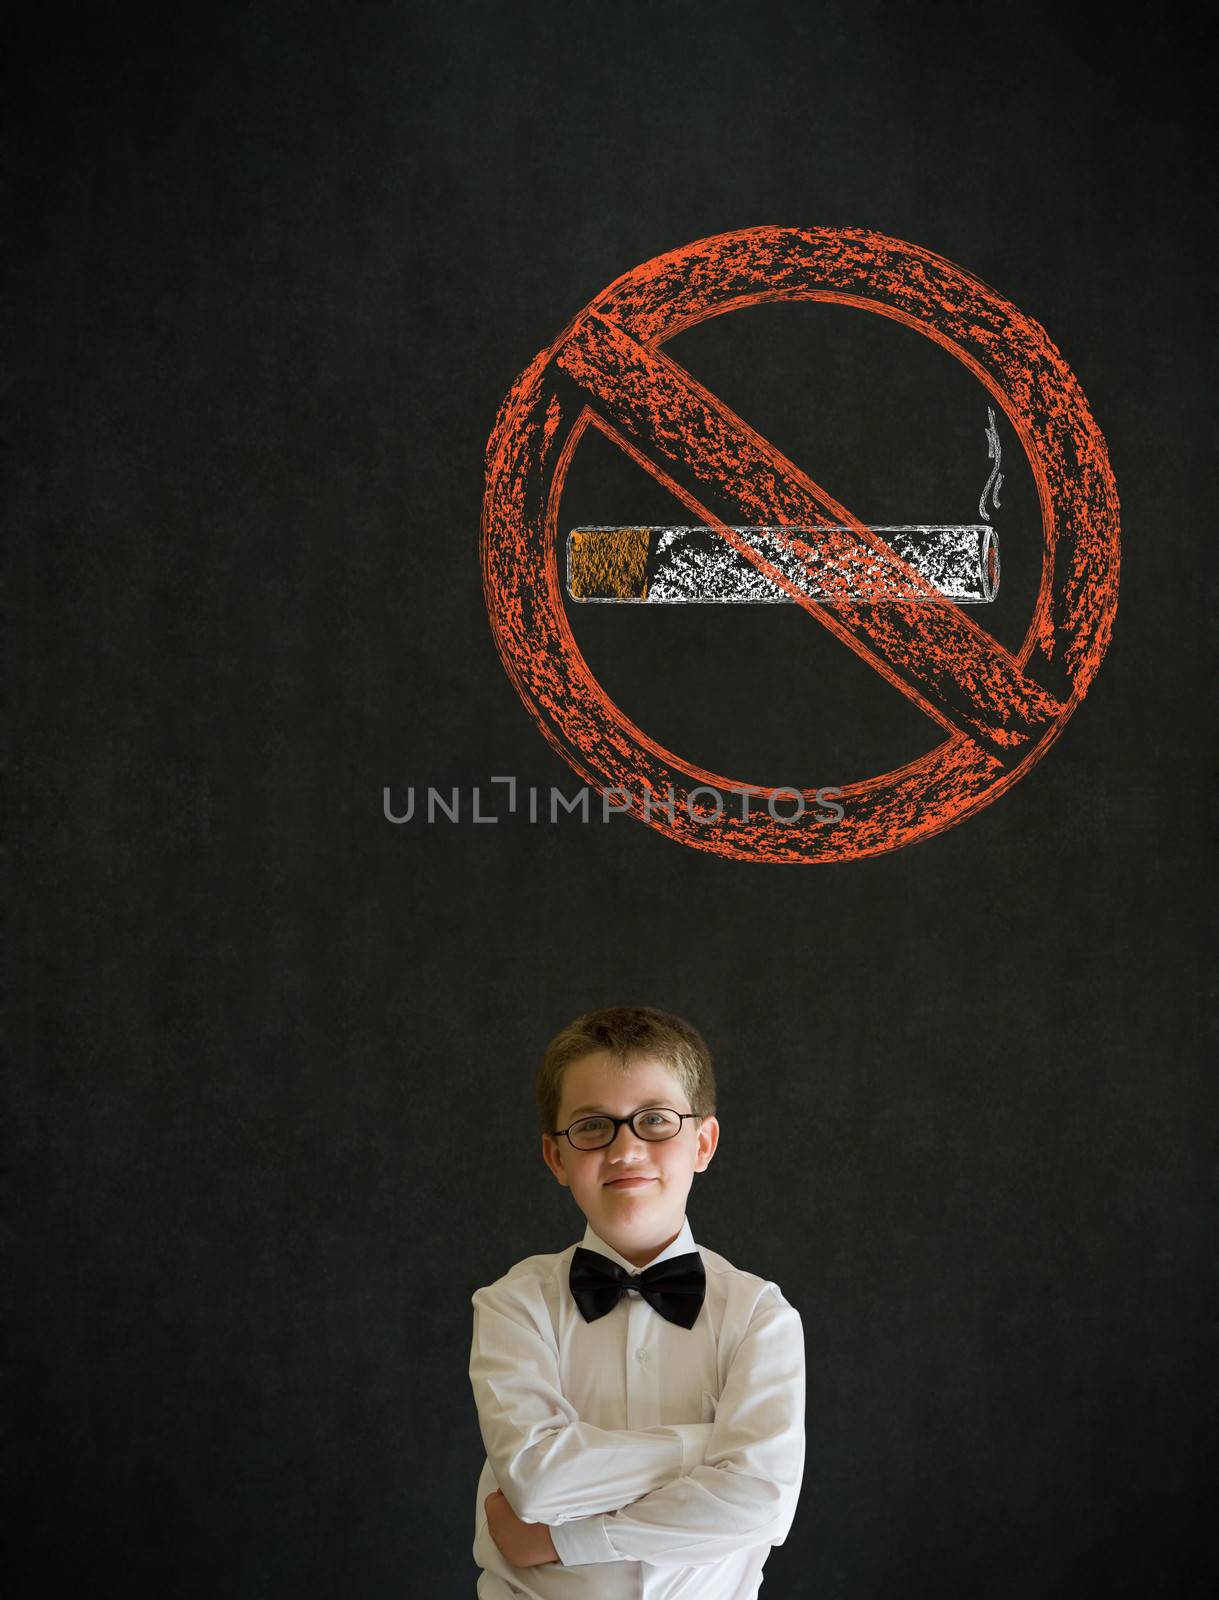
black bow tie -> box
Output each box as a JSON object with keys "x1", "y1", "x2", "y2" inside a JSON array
[{"x1": 569, "y1": 1246, "x2": 706, "y2": 1329}]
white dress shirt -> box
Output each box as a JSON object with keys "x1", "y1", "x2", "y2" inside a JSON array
[{"x1": 469, "y1": 1216, "x2": 805, "y2": 1599}]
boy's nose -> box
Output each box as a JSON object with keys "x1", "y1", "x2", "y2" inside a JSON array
[{"x1": 606, "y1": 1121, "x2": 648, "y2": 1152}]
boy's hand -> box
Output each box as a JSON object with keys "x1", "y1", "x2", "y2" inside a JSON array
[{"x1": 485, "y1": 1488, "x2": 560, "y2": 1567}]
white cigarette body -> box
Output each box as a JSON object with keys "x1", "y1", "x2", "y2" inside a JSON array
[{"x1": 567, "y1": 525, "x2": 1000, "y2": 604}]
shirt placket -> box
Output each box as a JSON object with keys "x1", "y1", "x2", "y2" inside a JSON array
[{"x1": 624, "y1": 1290, "x2": 662, "y2": 1429}]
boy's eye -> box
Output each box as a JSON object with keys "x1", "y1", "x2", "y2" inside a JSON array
[{"x1": 566, "y1": 1107, "x2": 682, "y2": 1148}]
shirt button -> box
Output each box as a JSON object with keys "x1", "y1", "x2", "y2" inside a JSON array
[{"x1": 635, "y1": 1348, "x2": 648, "y2": 1363}]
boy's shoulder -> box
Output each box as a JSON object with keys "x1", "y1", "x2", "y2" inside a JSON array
[
  {"x1": 698, "y1": 1239, "x2": 799, "y2": 1313},
  {"x1": 471, "y1": 1242, "x2": 575, "y2": 1309}
]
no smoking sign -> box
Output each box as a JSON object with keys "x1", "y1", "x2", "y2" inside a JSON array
[{"x1": 481, "y1": 227, "x2": 1120, "y2": 863}]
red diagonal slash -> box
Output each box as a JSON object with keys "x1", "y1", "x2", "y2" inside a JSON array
[{"x1": 556, "y1": 310, "x2": 1064, "y2": 759}]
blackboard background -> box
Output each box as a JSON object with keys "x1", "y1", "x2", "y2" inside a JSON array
[{"x1": 12, "y1": 2, "x2": 1215, "y2": 1595}]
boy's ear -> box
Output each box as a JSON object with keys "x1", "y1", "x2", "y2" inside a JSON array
[
  {"x1": 694, "y1": 1116, "x2": 720, "y2": 1173},
  {"x1": 542, "y1": 1133, "x2": 570, "y2": 1187}
]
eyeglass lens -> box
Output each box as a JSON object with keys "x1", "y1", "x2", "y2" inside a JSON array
[{"x1": 568, "y1": 1109, "x2": 684, "y2": 1149}]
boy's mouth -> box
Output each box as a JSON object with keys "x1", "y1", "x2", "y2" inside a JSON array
[{"x1": 604, "y1": 1176, "x2": 655, "y2": 1188}]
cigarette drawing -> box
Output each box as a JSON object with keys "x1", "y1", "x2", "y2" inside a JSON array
[{"x1": 567, "y1": 524, "x2": 1000, "y2": 605}]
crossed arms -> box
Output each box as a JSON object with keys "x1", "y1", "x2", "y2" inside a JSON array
[{"x1": 469, "y1": 1280, "x2": 805, "y2": 1568}]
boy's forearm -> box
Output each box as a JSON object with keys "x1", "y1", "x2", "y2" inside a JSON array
[
  {"x1": 493, "y1": 1420, "x2": 714, "y2": 1525},
  {"x1": 488, "y1": 1425, "x2": 714, "y2": 1569},
  {"x1": 548, "y1": 1449, "x2": 804, "y2": 1569},
  {"x1": 484, "y1": 1490, "x2": 561, "y2": 1568}
]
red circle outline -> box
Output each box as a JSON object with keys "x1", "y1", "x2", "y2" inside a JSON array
[{"x1": 481, "y1": 227, "x2": 1120, "y2": 862}]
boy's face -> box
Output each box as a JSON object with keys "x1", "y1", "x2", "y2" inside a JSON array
[{"x1": 541, "y1": 1050, "x2": 719, "y2": 1268}]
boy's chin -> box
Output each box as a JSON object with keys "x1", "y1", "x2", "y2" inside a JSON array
[{"x1": 589, "y1": 1196, "x2": 681, "y2": 1236}]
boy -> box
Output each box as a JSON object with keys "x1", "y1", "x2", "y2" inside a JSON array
[{"x1": 469, "y1": 1006, "x2": 806, "y2": 1598}]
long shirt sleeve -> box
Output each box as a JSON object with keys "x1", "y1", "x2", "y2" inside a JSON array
[
  {"x1": 471, "y1": 1282, "x2": 713, "y2": 1524},
  {"x1": 548, "y1": 1291, "x2": 805, "y2": 1568}
]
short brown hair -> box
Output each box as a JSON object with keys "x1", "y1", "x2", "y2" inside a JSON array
[{"x1": 537, "y1": 1005, "x2": 717, "y2": 1136}]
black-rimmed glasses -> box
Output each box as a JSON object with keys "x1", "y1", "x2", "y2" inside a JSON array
[{"x1": 550, "y1": 1106, "x2": 698, "y2": 1151}]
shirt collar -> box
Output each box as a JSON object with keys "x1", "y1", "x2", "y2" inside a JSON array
[{"x1": 580, "y1": 1216, "x2": 697, "y2": 1274}]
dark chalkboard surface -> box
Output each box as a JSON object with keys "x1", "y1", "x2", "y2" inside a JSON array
[{"x1": 12, "y1": 2, "x2": 1214, "y2": 1594}]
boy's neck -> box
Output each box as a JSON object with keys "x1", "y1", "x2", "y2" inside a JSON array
[{"x1": 598, "y1": 1222, "x2": 685, "y2": 1270}]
